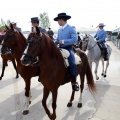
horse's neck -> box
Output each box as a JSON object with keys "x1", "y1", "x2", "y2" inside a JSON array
[
  {"x1": 15, "y1": 34, "x2": 26, "y2": 61},
  {"x1": 87, "y1": 37, "x2": 101, "y2": 60},
  {"x1": 40, "y1": 36, "x2": 64, "y2": 66}
]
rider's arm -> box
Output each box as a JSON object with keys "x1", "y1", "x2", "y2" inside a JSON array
[{"x1": 62, "y1": 26, "x2": 78, "y2": 46}]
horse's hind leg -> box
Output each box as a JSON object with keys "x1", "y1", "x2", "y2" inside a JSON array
[
  {"x1": 77, "y1": 74, "x2": 85, "y2": 108},
  {"x1": 42, "y1": 87, "x2": 52, "y2": 119},
  {"x1": 0, "y1": 63, "x2": 5, "y2": 80},
  {"x1": 12, "y1": 60, "x2": 19, "y2": 78}
]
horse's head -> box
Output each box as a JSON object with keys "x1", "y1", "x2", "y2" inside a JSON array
[
  {"x1": 21, "y1": 26, "x2": 42, "y2": 66},
  {"x1": 81, "y1": 34, "x2": 90, "y2": 51},
  {"x1": 1, "y1": 23, "x2": 18, "y2": 55}
]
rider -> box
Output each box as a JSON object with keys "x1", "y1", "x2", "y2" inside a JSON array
[
  {"x1": 47, "y1": 27, "x2": 54, "y2": 40},
  {"x1": 54, "y1": 12, "x2": 79, "y2": 91},
  {"x1": 31, "y1": 17, "x2": 47, "y2": 34},
  {"x1": 11, "y1": 22, "x2": 22, "y2": 32},
  {"x1": 94, "y1": 23, "x2": 108, "y2": 60}
]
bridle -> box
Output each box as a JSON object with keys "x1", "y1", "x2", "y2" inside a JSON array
[
  {"x1": 83, "y1": 36, "x2": 97, "y2": 51},
  {"x1": 1, "y1": 30, "x2": 17, "y2": 54},
  {"x1": 22, "y1": 33, "x2": 43, "y2": 66}
]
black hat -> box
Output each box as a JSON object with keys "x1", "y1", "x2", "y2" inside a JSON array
[
  {"x1": 31, "y1": 17, "x2": 39, "y2": 22},
  {"x1": 54, "y1": 13, "x2": 71, "y2": 21},
  {"x1": 48, "y1": 27, "x2": 51, "y2": 29},
  {"x1": 77, "y1": 32, "x2": 79, "y2": 34}
]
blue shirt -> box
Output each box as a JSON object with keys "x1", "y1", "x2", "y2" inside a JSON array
[
  {"x1": 39, "y1": 27, "x2": 47, "y2": 34},
  {"x1": 94, "y1": 29, "x2": 106, "y2": 42},
  {"x1": 55, "y1": 24, "x2": 78, "y2": 48}
]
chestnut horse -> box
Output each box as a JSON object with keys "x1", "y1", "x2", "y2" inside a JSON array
[
  {"x1": 1, "y1": 24, "x2": 40, "y2": 115},
  {"x1": 21, "y1": 27, "x2": 96, "y2": 120},
  {"x1": 0, "y1": 35, "x2": 19, "y2": 80}
]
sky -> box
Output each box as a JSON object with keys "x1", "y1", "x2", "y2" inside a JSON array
[{"x1": 0, "y1": 0, "x2": 120, "y2": 31}]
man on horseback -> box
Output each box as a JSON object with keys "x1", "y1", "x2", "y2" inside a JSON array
[
  {"x1": 47, "y1": 27, "x2": 54, "y2": 40},
  {"x1": 54, "y1": 13, "x2": 79, "y2": 91},
  {"x1": 11, "y1": 22, "x2": 21, "y2": 32},
  {"x1": 31, "y1": 17, "x2": 47, "y2": 34},
  {"x1": 94, "y1": 23, "x2": 108, "y2": 60}
]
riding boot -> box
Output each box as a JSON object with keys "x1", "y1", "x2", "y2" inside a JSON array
[
  {"x1": 104, "y1": 48, "x2": 108, "y2": 61},
  {"x1": 71, "y1": 76, "x2": 79, "y2": 91}
]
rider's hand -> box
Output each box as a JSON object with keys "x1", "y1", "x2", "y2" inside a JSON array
[
  {"x1": 95, "y1": 39, "x2": 98, "y2": 43},
  {"x1": 59, "y1": 40, "x2": 64, "y2": 44}
]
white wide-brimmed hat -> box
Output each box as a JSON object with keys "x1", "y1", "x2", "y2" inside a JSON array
[
  {"x1": 11, "y1": 22, "x2": 17, "y2": 25},
  {"x1": 97, "y1": 23, "x2": 106, "y2": 27}
]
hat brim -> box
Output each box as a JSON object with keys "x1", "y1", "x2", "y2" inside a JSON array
[
  {"x1": 31, "y1": 20, "x2": 39, "y2": 22},
  {"x1": 97, "y1": 25, "x2": 106, "y2": 27},
  {"x1": 54, "y1": 16, "x2": 71, "y2": 21}
]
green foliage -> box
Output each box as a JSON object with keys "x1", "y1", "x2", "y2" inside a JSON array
[
  {"x1": 0, "y1": 19, "x2": 10, "y2": 32},
  {"x1": 39, "y1": 12, "x2": 51, "y2": 29}
]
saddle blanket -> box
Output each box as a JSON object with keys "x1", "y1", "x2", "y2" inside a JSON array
[{"x1": 60, "y1": 48, "x2": 81, "y2": 68}]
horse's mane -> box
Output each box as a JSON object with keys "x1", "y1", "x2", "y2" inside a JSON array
[
  {"x1": 14, "y1": 31, "x2": 26, "y2": 47},
  {"x1": 18, "y1": 31, "x2": 27, "y2": 43},
  {"x1": 43, "y1": 33, "x2": 62, "y2": 59},
  {"x1": 87, "y1": 34, "x2": 94, "y2": 39},
  {"x1": 87, "y1": 33, "x2": 96, "y2": 43}
]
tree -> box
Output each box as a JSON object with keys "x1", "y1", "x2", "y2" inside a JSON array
[
  {"x1": 39, "y1": 12, "x2": 50, "y2": 29},
  {"x1": 0, "y1": 19, "x2": 10, "y2": 32}
]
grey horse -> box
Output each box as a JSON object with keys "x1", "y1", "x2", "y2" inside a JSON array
[{"x1": 81, "y1": 34, "x2": 112, "y2": 80}]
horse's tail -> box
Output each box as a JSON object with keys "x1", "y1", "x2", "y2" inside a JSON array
[
  {"x1": 85, "y1": 55, "x2": 96, "y2": 93},
  {"x1": 76, "y1": 49, "x2": 96, "y2": 93}
]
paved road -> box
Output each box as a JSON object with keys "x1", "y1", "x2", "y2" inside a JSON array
[{"x1": 0, "y1": 41, "x2": 120, "y2": 120}]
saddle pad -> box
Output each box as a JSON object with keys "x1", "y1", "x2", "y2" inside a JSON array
[{"x1": 60, "y1": 48, "x2": 81, "y2": 68}]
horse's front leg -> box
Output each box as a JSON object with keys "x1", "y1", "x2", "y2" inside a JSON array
[
  {"x1": 51, "y1": 90, "x2": 58, "y2": 120},
  {"x1": 12, "y1": 60, "x2": 19, "y2": 78},
  {"x1": 42, "y1": 87, "x2": 51, "y2": 118},
  {"x1": 101, "y1": 59, "x2": 105, "y2": 76},
  {"x1": 94, "y1": 61, "x2": 99, "y2": 80},
  {"x1": 23, "y1": 79, "x2": 31, "y2": 115},
  {"x1": 104, "y1": 60, "x2": 109, "y2": 77},
  {"x1": 0, "y1": 63, "x2": 5, "y2": 80},
  {"x1": 67, "y1": 91, "x2": 75, "y2": 107}
]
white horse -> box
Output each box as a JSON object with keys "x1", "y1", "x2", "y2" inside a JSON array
[{"x1": 81, "y1": 34, "x2": 112, "y2": 80}]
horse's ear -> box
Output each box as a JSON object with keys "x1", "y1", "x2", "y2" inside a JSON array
[
  {"x1": 35, "y1": 26, "x2": 40, "y2": 35},
  {"x1": 5, "y1": 24, "x2": 9, "y2": 30},
  {"x1": 10, "y1": 23, "x2": 14, "y2": 30}
]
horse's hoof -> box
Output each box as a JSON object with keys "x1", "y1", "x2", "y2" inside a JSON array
[
  {"x1": 77, "y1": 103, "x2": 82, "y2": 108},
  {"x1": 29, "y1": 101, "x2": 31, "y2": 104},
  {"x1": 104, "y1": 75, "x2": 106, "y2": 77},
  {"x1": 16, "y1": 75, "x2": 19, "y2": 79},
  {"x1": 48, "y1": 113, "x2": 53, "y2": 119},
  {"x1": 22, "y1": 110, "x2": 29, "y2": 115},
  {"x1": 50, "y1": 115, "x2": 56, "y2": 120},
  {"x1": 96, "y1": 77, "x2": 99, "y2": 80},
  {"x1": 101, "y1": 73, "x2": 104, "y2": 76},
  {"x1": 0, "y1": 77, "x2": 2, "y2": 80},
  {"x1": 67, "y1": 102, "x2": 72, "y2": 107}
]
